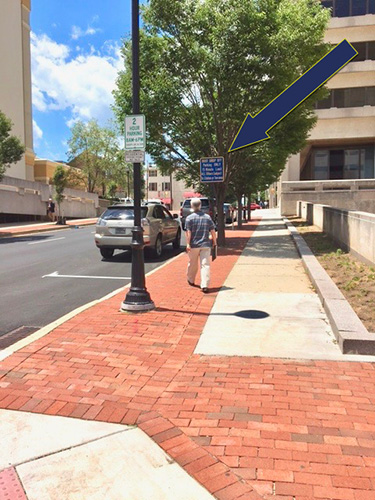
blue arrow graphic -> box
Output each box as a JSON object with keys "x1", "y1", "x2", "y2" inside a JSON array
[{"x1": 228, "y1": 39, "x2": 357, "y2": 152}]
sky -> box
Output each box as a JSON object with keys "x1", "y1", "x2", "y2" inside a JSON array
[{"x1": 31, "y1": 0, "x2": 138, "y2": 161}]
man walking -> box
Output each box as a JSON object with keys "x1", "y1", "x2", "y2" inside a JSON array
[
  {"x1": 47, "y1": 197, "x2": 56, "y2": 223},
  {"x1": 185, "y1": 198, "x2": 217, "y2": 293}
]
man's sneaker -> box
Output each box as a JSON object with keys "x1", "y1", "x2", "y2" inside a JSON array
[
  {"x1": 188, "y1": 280, "x2": 195, "y2": 286},
  {"x1": 202, "y1": 288, "x2": 209, "y2": 293}
]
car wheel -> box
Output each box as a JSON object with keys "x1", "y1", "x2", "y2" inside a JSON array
[
  {"x1": 100, "y1": 248, "x2": 114, "y2": 259},
  {"x1": 173, "y1": 228, "x2": 181, "y2": 249},
  {"x1": 153, "y1": 234, "x2": 163, "y2": 258}
]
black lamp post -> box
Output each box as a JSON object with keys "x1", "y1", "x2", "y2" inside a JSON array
[{"x1": 121, "y1": 0, "x2": 154, "y2": 312}]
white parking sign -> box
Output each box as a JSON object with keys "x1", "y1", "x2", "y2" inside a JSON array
[{"x1": 125, "y1": 115, "x2": 146, "y2": 151}]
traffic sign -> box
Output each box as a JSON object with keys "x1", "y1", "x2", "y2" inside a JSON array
[
  {"x1": 200, "y1": 157, "x2": 224, "y2": 183},
  {"x1": 125, "y1": 115, "x2": 146, "y2": 150},
  {"x1": 125, "y1": 150, "x2": 145, "y2": 163}
]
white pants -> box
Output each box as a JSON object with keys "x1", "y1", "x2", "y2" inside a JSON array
[{"x1": 187, "y1": 247, "x2": 211, "y2": 288}]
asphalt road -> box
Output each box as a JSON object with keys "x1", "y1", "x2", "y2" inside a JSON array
[{"x1": 0, "y1": 225, "x2": 186, "y2": 337}]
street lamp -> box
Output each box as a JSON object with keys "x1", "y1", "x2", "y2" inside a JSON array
[{"x1": 121, "y1": 0, "x2": 154, "y2": 312}]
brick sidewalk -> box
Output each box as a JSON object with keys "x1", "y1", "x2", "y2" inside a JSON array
[{"x1": 1, "y1": 221, "x2": 375, "y2": 500}]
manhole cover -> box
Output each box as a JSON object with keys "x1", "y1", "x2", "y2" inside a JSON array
[{"x1": 0, "y1": 326, "x2": 40, "y2": 350}]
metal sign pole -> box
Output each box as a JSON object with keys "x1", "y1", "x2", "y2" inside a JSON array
[{"x1": 121, "y1": 0, "x2": 154, "y2": 312}]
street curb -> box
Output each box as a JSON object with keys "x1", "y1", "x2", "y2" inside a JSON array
[
  {"x1": 135, "y1": 411, "x2": 261, "y2": 500},
  {"x1": 285, "y1": 218, "x2": 375, "y2": 355},
  {"x1": 0, "y1": 220, "x2": 97, "y2": 239},
  {"x1": 0, "y1": 251, "x2": 185, "y2": 361}
]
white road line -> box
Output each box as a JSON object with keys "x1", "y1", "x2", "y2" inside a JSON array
[
  {"x1": 42, "y1": 271, "x2": 130, "y2": 280},
  {"x1": 28, "y1": 237, "x2": 65, "y2": 245}
]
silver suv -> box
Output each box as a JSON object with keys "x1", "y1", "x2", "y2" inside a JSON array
[
  {"x1": 95, "y1": 204, "x2": 181, "y2": 259},
  {"x1": 180, "y1": 197, "x2": 215, "y2": 229}
]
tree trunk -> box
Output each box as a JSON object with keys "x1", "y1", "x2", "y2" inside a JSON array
[
  {"x1": 216, "y1": 187, "x2": 226, "y2": 247},
  {"x1": 247, "y1": 193, "x2": 251, "y2": 221},
  {"x1": 237, "y1": 196, "x2": 243, "y2": 228}
]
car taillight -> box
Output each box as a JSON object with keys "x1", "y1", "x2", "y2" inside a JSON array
[
  {"x1": 180, "y1": 208, "x2": 183, "y2": 216},
  {"x1": 209, "y1": 210, "x2": 213, "y2": 217},
  {"x1": 141, "y1": 217, "x2": 150, "y2": 226}
]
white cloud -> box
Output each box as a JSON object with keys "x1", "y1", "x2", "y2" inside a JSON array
[
  {"x1": 71, "y1": 25, "x2": 101, "y2": 40},
  {"x1": 31, "y1": 32, "x2": 123, "y2": 126},
  {"x1": 33, "y1": 119, "x2": 43, "y2": 146}
]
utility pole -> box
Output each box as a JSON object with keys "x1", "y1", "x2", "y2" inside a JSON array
[
  {"x1": 146, "y1": 162, "x2": 149, "y2": 201},
  {"x1": 121, "y1": 0, "x2": 154, "y2": 312},
  {"x1": 170, "y1": 171, "x2": 173, "y2": 211}
]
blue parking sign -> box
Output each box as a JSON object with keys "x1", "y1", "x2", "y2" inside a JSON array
[{"x1": 200, "y1": 157, "x2": 224, "y2": 183}]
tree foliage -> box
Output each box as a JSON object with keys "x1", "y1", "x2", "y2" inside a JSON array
[
  {"x1": 67, "y1": 120, "x2": 129, "y2": 195},
  {"x1": 52, "y1": 165, "x2": 68, "y2": 221},
  {"x1": 113, "y1": 0, "x2": 330, "y2": 245},
  {"x1": 0, "y1": 110, "x2": 25, "y2": 181}
]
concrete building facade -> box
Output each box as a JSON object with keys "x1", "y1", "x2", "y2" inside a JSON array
[
  {"x1": 0, "y1": 0, "x2": 35, "y2": 181},
  {"x1": 146, "y1": 166, "x2": 193, "y2": 211},
  {"x1": 279, "y1": 2, "x2": 375, "y2": 212}
]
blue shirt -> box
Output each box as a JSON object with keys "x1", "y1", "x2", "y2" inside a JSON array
[{"x1": 185, "y1": 211, "x2": 215, "y2": 248}]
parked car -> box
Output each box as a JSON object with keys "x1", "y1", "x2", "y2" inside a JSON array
[
  {"x1": 250, "y1": 203, "x2": 261, "y2": 210},
  {"x1": 145, "y1": 199, "x2": 165, "y2": 206},
  {"x1": 180, "y1": 197, "x2": 216, "y2": 229},
  {"x1": 223, "y1": 203, "x2": 237, "y2": 223},
  {"x1": 95, "y1": 204, "x2": 181, "y2": 259}
]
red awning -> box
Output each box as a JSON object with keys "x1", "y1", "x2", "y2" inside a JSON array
[{"x1": 183, "y1": 192, "x2": 202, "y2": 198}]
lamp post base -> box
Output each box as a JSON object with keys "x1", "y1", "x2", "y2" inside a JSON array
[{"x1": 121, "y1": 288, "x2": 155, "y2": 313}]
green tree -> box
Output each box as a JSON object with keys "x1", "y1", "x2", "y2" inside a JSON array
[
  {"x1": 67, "y1": 120, "x2": 122, "y2": 195},
  {"x1": 114, "y1": 0, "x2": 330, "y2": 245},
  {"x1": 53, "y1": 165, "x2": 68, "y2": 224},
  {"x1": 107, "y1": 180, "x2": 118, "y2": 199},
  {"x1": 0, "y1": 110, "x2": 25, "y2": 181},
  {"x1": 228, "y1": 140, "x2": 291, "y2": 225}
]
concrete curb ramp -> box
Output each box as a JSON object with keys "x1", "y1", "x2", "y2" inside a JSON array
[{"x1": 285, "y1": 218, "x2": 375, "y2": 355}]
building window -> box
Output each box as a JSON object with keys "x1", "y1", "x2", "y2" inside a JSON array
[
  {"x1": 321, "y1": 0, "x2": 375, "y2": 16},
  {"x1": 315, "y1": 86, "x2": 375, "y2": 109},
  {"x1": 336, "y1": 0, "x2": 350, "y2": 16},
  {"x1": 352, "y1": 0, "x2": 367, "y2": 15},
  {"x1": 314, "y1": 150, "x2": 329, "y2": 180},
  {"x1": 352, "y1": 41, "x2": 375, "y2": 62},
  {"x1": 148, "y1": 182, "x2": 157, "y2": 191},
  {"x1": 148, "y1": 169, "x2": 157, "y2": 177},
  {"x1": 161, "y1": 182, "x2": 170, "y2": 191},
  {"x1": 312, "y1": 146, "x2": 374, "y2": 180}
]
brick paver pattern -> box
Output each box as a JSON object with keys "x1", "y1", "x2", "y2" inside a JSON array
[{"x1": 1, "y1": 221, "x2": 375, "y2": 500}]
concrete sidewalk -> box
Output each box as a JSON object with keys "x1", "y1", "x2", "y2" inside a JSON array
[
  {"x1": 1, "y1": 210, "x2": 375, "y2": 500},
  {"x1": 196, "y1": 211, "x2": 375, "y2": 361}
]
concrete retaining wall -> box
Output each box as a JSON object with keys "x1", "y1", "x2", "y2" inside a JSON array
[
  {"x1": 281, "y1": 179, "x2": 375, "y2": 216},
  {"x1": 0, "y1": 176, "x2": 99, "y2": 219},
  {"x1": 297, "y1": 201, "x2": 375, "y2": 266}
]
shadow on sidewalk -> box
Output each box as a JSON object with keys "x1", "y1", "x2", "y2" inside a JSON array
[{"x1": 156, "y1": 305, "x2": 269, "y2": 319}]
